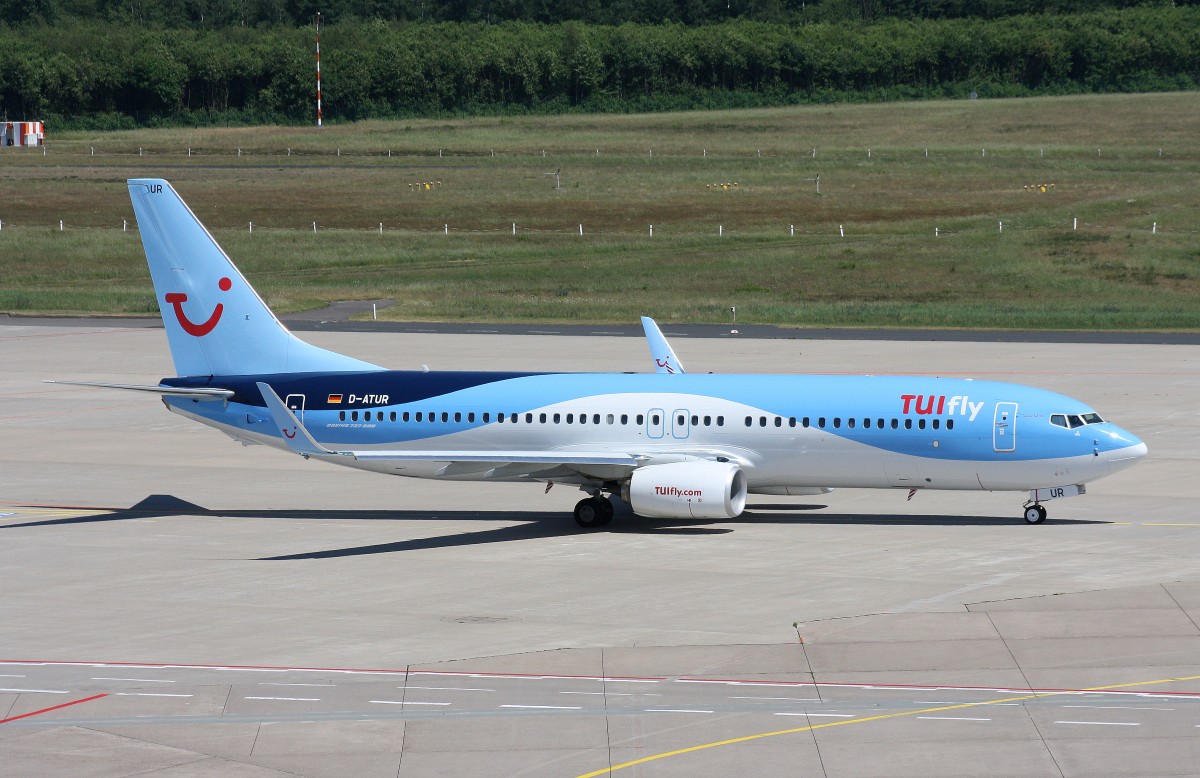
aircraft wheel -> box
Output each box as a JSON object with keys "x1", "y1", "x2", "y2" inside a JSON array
[
  {"x1": 1023, "y1": 505, "x2": 1047, "y2": 524},
  {"x1": 574, "y1": 498, "x2": 607, "y2": 529}
]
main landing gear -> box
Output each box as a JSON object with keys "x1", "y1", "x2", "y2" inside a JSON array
[
  {"x1": 574, "y1": 495, "x2": 614, "y2": 528},
  {"x1": 1023, "y1": 503, "x2": 1048, "y2": 524}
]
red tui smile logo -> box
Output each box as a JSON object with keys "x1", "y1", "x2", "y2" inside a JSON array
[{"x1": 165, "y1": 277, "x2": 231, "y2": 337}]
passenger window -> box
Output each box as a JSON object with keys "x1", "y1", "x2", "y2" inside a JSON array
[
  {"x1": 848, "y1": 418, "x2": 855, "y2": 429},
  {"x1": 339, "y1": 411, "x2": 346, "y2": 421},
  {"x1": 891, "y1": 418, "x2": 898, "y2": 429},
  {"x1": 947, "y1": 419, "x2": 954, "y2": 430},
  {"x1": 483, "y1": 413, "x2": 491, "y2": 423},
  {"x1": 774, "y1": 417, "x2": 782, "y2": 427},
  {"x1": 745, "y1": 416, "x2": 753, "y2": 427},
  {"x1": 818, "y1": 417, "x2": 826, "y2": 428},
  {"x1": 932, "y1": 419, "x2": 940, "y2": 430},
  {"x1": 497, "y1": 413, "x2": 505, "y2": 423},
  {"x1": 691, "y1": 415, "x2": 698, "y2": 426},
  {"x1": 415, "y1": 411, "x2": 422, "y2": 422},
  {"x1": 637, "y1": 414, "x2": 645, "y2": 425},
  {"x1": 759, "y1": 416, "x2": 767, "y2": 427},
  {"x1": 607, "y1": 414, "x2": 615, "y2": 424},
  {"x1": 580, "y1": 414, "x2": 587, "y2": 424},
  {"x1": 454, "y1": 412, "x2": 461, "y2": 423},
  {"x1": 593, "y1": 414, "x2": 600, "y2": 424},
  {"x1": 403, "y1": 411, "x2": 410, "y2": 422},
  {"x1": 833, "y1": 418, "x2": 841, "y2": 428},
  {"x1": 553, "y1": 413, "x2": 561, "y2": 423},
  {"x1": 652, "y1": 414, "x2": 660, "y2": 425},
  {"x1": 717, "y1": 416, "x2": 724, "y2": 426},
  {"x1": 904, "y1": 419, "x2": 913, "y2": 429},
  {"x1": 876, "y1": 419, "x2": 884, "y2": 429},
  {"x1": 704, "y1": 415, "x2": 712, "y2": 426},
  {"x1": 621, "y1": 414, "x2": 628, "y2": 425},
  {"x1": 390, "y1": 412, "x2": 396, "y2": 422},
  {"x1": 441, "y1": 412, "x2": 449, "y2": 422},
  {"x1": 789, "y1": 417, "x2": 796, "y2": 428},
  {"x1": 566, "y1": 413, "x2": 573, "y2": 423},
  {"x1": 377, "y1": 412, "x2": 384, "y2": 421},
  {"x1": 918, "y1": 419, "x2": 926, "y2": 430},
  {"x1": 468, "y1": 412, "x2": 475, "y2": 422},
  {"x1": 802, "y1": 417, "x2": 810, "y2": 428},
  {"x1": 351, "y1": 411, "x2": 359, "y2": 421},
  {"x1": 510, "y1": 413, "x2": 518, "y2": 423},
  {"x1": 540, "y1": 413, "x2": 547, "y2": 423}
]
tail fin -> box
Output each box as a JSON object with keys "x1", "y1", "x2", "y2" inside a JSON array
[{"x1": 128, "y1": 179, "x2": 381, "y2": 377}]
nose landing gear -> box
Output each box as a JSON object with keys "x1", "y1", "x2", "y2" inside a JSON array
[{"x1": 1023, "y1": 503, "x2": 1047, "y2": 524}]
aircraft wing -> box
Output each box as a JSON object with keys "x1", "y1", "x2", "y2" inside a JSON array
[
  {"x1": 257, "y1": 383, "x2": 742, "y2": 477},
  {"x1": 641, "y1": 316, "x2": 686, "y2": 374}
]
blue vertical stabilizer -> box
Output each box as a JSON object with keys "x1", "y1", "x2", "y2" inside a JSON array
[{"x1": 129, "y1": 179, "x2": 382, "y2": 377}]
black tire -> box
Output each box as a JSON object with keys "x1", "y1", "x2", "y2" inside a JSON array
[
  {"x1": 574, "y1": 498, "x2": 605, "y2": 528},
  {"x1": 1024, "y1": 505, "x2": 1047, "y2": 524}
]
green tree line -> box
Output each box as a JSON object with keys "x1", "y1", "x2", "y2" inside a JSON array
[
  {"x1": 1, "y1": 0, "x2": 1188, "y2": 28},
  {"x1": 2, "y1": 7, "x2": 1197, "y2": 127}
]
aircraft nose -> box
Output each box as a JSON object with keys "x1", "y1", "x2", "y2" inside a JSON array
[{"x1": 1105, "y1": 433, "x2": 1147, "y2": 474}]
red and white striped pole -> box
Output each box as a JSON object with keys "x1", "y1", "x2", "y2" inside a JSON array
[{"x1": 315, "y1": 12, "x2": 323, "y2": 128}]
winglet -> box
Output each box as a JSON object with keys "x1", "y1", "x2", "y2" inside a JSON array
[
  {"x1": 641, "y1": 316, "x2": 686, "y2": 374},
  {"x1": 256, "y1": 382, "x2": 337, "y2": 457}
]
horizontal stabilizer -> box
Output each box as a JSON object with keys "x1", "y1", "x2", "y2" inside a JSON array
[{"x1": 43, "y1": 380, "x2": 234, "y2": 400}]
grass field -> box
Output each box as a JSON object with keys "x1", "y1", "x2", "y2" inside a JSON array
[{"x1": 1, "y1": 92, "x2": 1198, "y2": 329}]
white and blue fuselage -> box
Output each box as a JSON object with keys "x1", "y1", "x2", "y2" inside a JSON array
[{"x1": 54, "y1": 179, "x2": 1146, "y2": 528}]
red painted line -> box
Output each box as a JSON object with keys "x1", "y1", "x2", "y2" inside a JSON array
[{"x1": 0, "y1": 693, "x2": 107, "y2": 725}]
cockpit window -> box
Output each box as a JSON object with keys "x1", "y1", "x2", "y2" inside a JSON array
[{"x1": 1053, "y1": 412, "x2": 1106, "y2": 429}]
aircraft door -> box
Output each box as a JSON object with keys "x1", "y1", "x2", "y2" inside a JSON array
[
  {"x1": 286, "y1": 393, "x2": 306, "y2": 424},
  {"x1": 671, "y1": 409, "x2": 690, "y2": 439},
  {"x1": 993, "y1": 402, "x2": 1017, "y2": 452},
  {"x1": 647, "y1": 408, "x2": 665, "y2": 439}
]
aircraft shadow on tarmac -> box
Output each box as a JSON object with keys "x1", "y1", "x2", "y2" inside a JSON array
[{"x1": 4, "y1": 494, "x2": 1108, "y2": 560}]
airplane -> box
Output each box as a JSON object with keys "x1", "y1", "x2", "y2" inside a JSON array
[{"x1": 52, "y1": 179, "x2": 1147, "y2": 528}]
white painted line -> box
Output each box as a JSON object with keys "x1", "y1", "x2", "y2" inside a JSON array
[
  {"x1": 244, "y1": 696, "x2": 321, "y2": 702},
  {"x1": 603, "y1": 679, "x2": 660, "y2": 684},
  {"x1": 0, "y1": 675, "x2": 27, "y2": 678},
  {"x1": 1062, "y1": 705, "x2": 1175, "y2": 711},
  {"x1": 913, "y1": 701, "x2": 959, "y2": 704},
  {"x1": 730, "y1": 696, "x2": 821, "y2": 702},
  {"x1": 500, "y1": 704, "x2": 582, "y2": 710},
  {"x1": 0, "y1": 688, "x2": 69, "y2": 694},
  {"x1": 115, "y1": 693, "x2": 194, "y2": 698},
  {"x1": 406, "y1": 686, "x2": 495, "y2": 692},
  {"x1": 794, "y1": 713, "x2": 856, "y2": 718},
  {"x1": 370, "y1": 700, "x2": 451, "y2": 706},
  {"x1": 1055, "y1": 720, "x2": 1140, "y2": 726},
  {"x1": 917, "y1": 716, "x2": 992, "y2": 722},
  {"x1": 645, "y1": 709, "x2": 713, "y2": 714},
  {"x1": 677, "y1": 680, "x2": 800, "y2": 687},
  {"x1": 93, "y1": 677, "x2": 176, "y2": 683},
  {"x1": 258, "y1": 683, "x2": 332, "y2": 687}
]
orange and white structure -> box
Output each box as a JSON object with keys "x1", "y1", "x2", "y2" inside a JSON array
[
  {"x1": 314, "y1": 13, "x2": 322, "y2": 128},
  {"x1": 3, "y1": 121, "x2": 44, "y2": 147}
]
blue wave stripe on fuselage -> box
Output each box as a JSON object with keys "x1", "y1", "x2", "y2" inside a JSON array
[{"x1": 164, "y1": 371, "x2": 1122, "y2": 463}]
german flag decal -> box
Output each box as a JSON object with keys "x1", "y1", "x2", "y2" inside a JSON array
[{"x1": 327, "y1": 394, "x2": 343, "y2": 404}]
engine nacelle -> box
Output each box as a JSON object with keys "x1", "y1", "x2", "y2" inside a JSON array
[{"x1": 624, "y1": 461, "x2": 748, "y2": 519}]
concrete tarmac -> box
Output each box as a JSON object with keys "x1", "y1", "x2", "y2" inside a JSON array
[{"x1": 2, "y1": 322, "x2": 1198, "y2": 776}]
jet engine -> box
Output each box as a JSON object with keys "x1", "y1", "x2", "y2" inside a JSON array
[{"x1": 623, "y1": 460, "x2": 748, "y2": 519}]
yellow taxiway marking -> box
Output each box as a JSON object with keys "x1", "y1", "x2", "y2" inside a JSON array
[{"x1": 574, "y1": 673, "x2": 1200, "y2": 778}]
